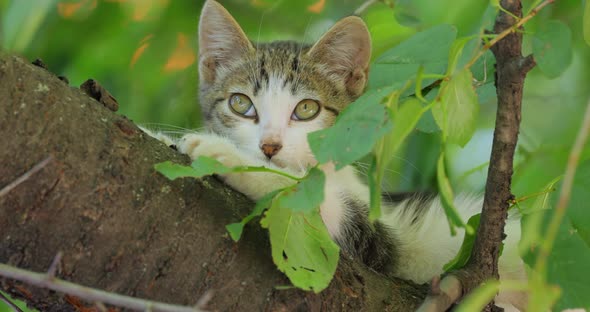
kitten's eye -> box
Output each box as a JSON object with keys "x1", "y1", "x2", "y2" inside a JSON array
[
  {"x1": 229, "y1": 93, "x2": 256, "y2": 118},
  {"x1": 292, "y1": 99, "x2": 320, "y2": 121}
]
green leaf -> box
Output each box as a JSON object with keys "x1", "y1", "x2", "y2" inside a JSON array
[
  {"x1": 517, "y1": 176, "x2": 561, "y2": 257},
  {"x1": 446, "y1": 37, "x2": 472, "y2": 76},
  {"x1": 308, "y1": 87, "x2": 393, "y2": 170},
  {"x1": 522, "y1": 161, "x2": 590, "y2": 310},
  {"x1": 432, "y1": 68, "x2": 479, "y2": 146},
  {"x1": 370, "y1": 24, "x2": 457, "y2": 90},
  {"x1": 455, "y1": 280, "x2": 500, "y2": 312},
  {"x1": 585, "y1": 0, "x2": 590, "y2": 46},
  {"x1": 276, "y1": 167, "x2": 325, "y2": 213},
  {"x1": 370, "y1": 98, "x2": 427, "y2": 220},
  {"x1": 154, "y1": 156, "x2": 232, "y2": 180},
  {"x1": 443, "y1": 213, "x2": 480, "y2": 271},
  {"x1": 532, "y1": 20, "x2": 573, "y2": 79},
  {"x1": 548, "y1": 161, "x2": 590, "y2": 310},
  {"x1": 437, "y1": 152, "x2": 471, "y2": 236},
  {"x1": 261, "y1": 203, "x2": 340, "y2": 292},
  {"x1": 226, "y1": 189, "x2": 283, "y2": 242}
]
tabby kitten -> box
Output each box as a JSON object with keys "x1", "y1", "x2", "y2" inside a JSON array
[{"x1": 153, "y1": 0, "x2": 525, "y2": 310}]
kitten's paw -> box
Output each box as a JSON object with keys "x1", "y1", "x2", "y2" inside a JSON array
[{"x1": 178, "y1": 133, "x2": 243, "y2": 168}]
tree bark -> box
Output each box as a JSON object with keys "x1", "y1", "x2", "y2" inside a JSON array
[{"x1": 0, "y1": 54, "x2": 426, "y2": 311}]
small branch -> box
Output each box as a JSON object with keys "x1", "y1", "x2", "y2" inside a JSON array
[
  {"x1": 0, "y1": 156, "x2": 52, "y2": 198},
  {"x1": 0, "y1": 291, "x2": 24, "y2": 312},
  {"x1": 463, "y1": 0, "x2": 554, "y2": 70},
  {"x1": 46, "y1": 252, "x2": 62, "y2": 279},
  {"x1": 354, "y1": 0, "x2": 379, "y2": 15},
  {"x1": 535, "y1": 98, "x2": 590, "y2": 275},
  {"x1": 0, "y1": 263, "x2": 203, "y2": 312}
]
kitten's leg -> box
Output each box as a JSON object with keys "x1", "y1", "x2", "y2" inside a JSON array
[{"x1": 177, "y1": 132, "x2": 304, "y2": 200}]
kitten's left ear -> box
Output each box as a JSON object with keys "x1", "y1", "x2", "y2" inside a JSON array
[{"x1": 308, "y1": 16, "x2": 371, "y2": 98}]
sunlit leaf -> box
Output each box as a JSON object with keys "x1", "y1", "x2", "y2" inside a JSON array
[
  {"x1": 309, "y1": 87, "x2": 393, "y2": 170},
  {"x1": 432, "y1": 68, "x2": 479, "y2": 146},
  {"x1": 226, "y1": 189, "x2": 282, "y2": 242},
  {"x1": 261, "y1": 203, "x2": 339, "y2": 292},
  {"x1": 276, "y1": 167, "x2": 325, "y2": 213},
  {"x1": 370, "y1": 24, "x2": 456, "y2": 90},
  {"x1": 532, "y1": 20, "x2": 573, "y2": 79},
  {"x1": 154, "y1": 156, "x2": 231, "y2": 180},
  {"x1": 443, "y1": 213, "x2": 480, "y2": 271},
  {"x1": 455, "y1": 280, "x2": 500, "y2": 312}
]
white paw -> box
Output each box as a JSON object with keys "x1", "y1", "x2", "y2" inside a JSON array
[{"x1": 178, "y1": 133, "x2": 243, "y2": 168}]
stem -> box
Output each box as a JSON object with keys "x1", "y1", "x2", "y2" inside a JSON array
[
  {"x1": 0, "y1": 156, "x2": 52, "y2": 198},
  {"x1": 233, "y1": 166, "x2": 303, "y2": 181},
  {"x1": 0, "y1": 263, "x2": 202, "y2": 312},
  {"x1": 463, "y1": 0, "x2": 555, "y2": 70},
  {"x1": 535, "y1": 98, "x2": 590, "y2": 277},
  {"x1": 354, "y1": 0, "x2": 379, "y2": 15}
]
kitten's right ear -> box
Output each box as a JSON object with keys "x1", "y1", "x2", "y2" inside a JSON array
[{"x1": 199, "y1": 0, "x2": 253, "y2": 84}]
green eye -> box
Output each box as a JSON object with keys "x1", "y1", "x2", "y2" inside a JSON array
[
  {"x1": 229, "y1": 93, "x2": 256, "y2": 118},
  {"x1": 292, "y1": 99, "x2": 320, "y2": 121}
]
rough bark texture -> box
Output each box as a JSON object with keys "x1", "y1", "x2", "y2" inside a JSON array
[
  {"x1": 455, "y1": 0, "x2": 534, "y2": 304},
  {"x1": 0, "y1": 54, "x2": 427, "y2": 311}
]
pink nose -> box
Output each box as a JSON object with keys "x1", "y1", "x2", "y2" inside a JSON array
[{"x1": 260, "y1": 143, "x2": 282, "y2": 159}]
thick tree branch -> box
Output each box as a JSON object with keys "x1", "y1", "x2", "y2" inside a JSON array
[{"x1": 0, "y1": 55, "x2": 427, "y2": 311}]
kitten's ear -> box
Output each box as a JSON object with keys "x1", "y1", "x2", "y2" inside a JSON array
[
  {"x1": 199, "y1": 0, "x2": 253, "y2": 84},
  {"x1": 308, "y1": 17, "x2": 371, "y2": 98}
]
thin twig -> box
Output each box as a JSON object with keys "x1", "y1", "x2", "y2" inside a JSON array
[
  {"x1": 535, "y1": 98, "x2": 590, "y2": 276},
  {"x1": 47, "y1": 252, "x2": 62, "y2": 279},
  {"x1": 354, "y1": 0, "x2": 379, "y2": 15},
  {"x1": 0, "y1": 291, "x2": 24, "y2": 312},
  {"x1": 463, "y1": 0, "x2": 555, "y2": 70},
  {"x1": 0, "y1": 156, "x2": 53, "y2": 198},
  {"x1": 0, "y1": 263, "x2": 203, "y2": 312}
]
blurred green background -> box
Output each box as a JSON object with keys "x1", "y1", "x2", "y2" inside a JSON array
[{"x1": 1, "y1": 0, "x2": 589, "y2": 310}]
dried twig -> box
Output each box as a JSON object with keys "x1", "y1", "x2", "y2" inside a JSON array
[
  {"x1": 0, "y1": 263, "x2": 204, "y2": 312},
  {"x1": 354, "y1": 0, "x2": 379, "y2": 15},
  {"x1": 0, "y1": 156, "x2": 52, "y2": 198}
]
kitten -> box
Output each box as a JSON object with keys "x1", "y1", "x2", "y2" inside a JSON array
[{"x1": 148, "y1": 0, "x2": 526, "y2": 310}]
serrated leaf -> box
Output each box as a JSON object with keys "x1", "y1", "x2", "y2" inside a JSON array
[
  {"x1": 432, "y1": 68, "x2": 479, "y2": 146},
  {"x1": 155, "y1": 156, "x2": 232, "y2": 180},
  {"x1": 370, "y1": 24, "x2": 456, "y2": 90},
  {"x1": 443, "y1": 213, "x2": 480, "y2": 271},
  {"x1": 308, "y1": 87, "x2": 393, "y2": 170},
  {"x1": 437, "y1": 152, "x2": 470, "y2": 236},
  {"x1": 261, "y1": 203, "x2": 340, "y2": 292},
  {"x1": 226, "y1": 189, "x2": 283, "y2": 242},
  {"x1": 276, "y1": 167, "x2": 325, "y2": 213},
  {"x1": 532, "y1": 20, "x2": 573, "y2": 79}
]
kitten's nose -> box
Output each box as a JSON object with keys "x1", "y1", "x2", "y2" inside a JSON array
[{"x1": 260, "y1": 143, "x2": 282, "y2": 159}]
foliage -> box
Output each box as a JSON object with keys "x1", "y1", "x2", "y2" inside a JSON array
[{"x1": 2, "y1": 0, "x2": 590, "y2": 310}]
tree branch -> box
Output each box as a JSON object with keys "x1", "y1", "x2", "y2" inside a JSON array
[
  {"x1": 418, "y1": 0, "x2": 550, "y2": 310},
  {"x1": 0, "y1": 263, "x2": 202, "y2": 312},
  {"x1": 0, "y1": 55, "x2": 427, "y2": 311}
]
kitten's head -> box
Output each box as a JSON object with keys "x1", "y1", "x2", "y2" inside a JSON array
[{"x1": 198, "y1": 0, "x2": 371, "y2": 171}]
